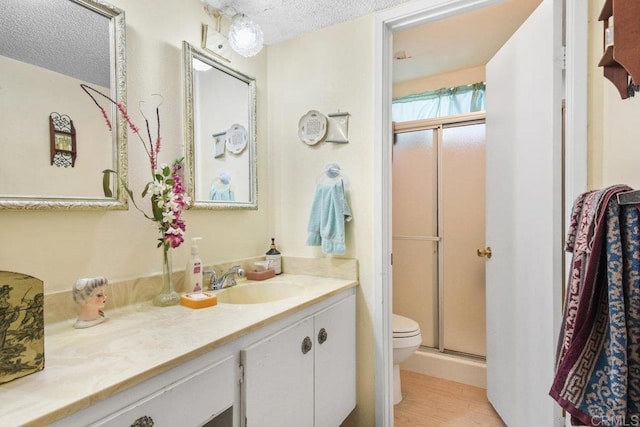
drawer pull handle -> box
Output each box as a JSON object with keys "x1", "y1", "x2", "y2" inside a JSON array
[
  {"x1": 131, "y1": 416, "x2": 154, "y2": 427},
  {"x1": 318, "y1": 328, "x2": 328, "y2": 344},
  {"x1": 302, "y1": 336, "x2": 313, "y2": 354}
]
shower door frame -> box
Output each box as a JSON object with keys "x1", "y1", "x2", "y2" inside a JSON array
[{"x1": 394, "y1": 111, "x2": 486, "y2": 357}]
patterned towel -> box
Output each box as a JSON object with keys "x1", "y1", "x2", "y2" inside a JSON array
[{"x1": 550, "y1": 185, "x2": 640, "y2": 426}]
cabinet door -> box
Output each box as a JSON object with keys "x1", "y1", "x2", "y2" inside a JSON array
[
  {"x1": 241, "y1": 318, "x2": 314, "y2": 427},
  {"x1": 314, "y1": 294, "x2": 356, "y2": 427}
]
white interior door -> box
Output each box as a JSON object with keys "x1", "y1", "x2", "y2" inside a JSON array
[{"x1": 485, "y1": 0, "x2": 564, "y2": 425}]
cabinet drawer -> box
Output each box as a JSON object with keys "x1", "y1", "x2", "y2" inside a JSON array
[{"x1": 95, "y1": 356, "x2": 234, "y2": 427}]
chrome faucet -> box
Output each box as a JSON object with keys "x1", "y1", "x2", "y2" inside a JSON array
[{"x1": 205, "y1": 266, "x2": 245, "y2": 290}]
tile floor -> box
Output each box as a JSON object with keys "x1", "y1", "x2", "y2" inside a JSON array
[{"x1": 393, "y1": 370, "x2": 506, "y2": 427}]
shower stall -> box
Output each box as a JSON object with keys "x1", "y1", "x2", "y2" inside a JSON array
[{"x1": 392, "y1": 112, "x2": 487, "y2": 387}]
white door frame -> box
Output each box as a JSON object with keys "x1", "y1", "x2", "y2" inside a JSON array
[{"x1": 372, "y1": 1, "x2": 587, "y2": 425}]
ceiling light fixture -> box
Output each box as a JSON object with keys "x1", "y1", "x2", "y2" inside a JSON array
[
  {"x1": 227, "y1": 12, "x2": 264, "y2": 57},
  {"x1": 203, "y1": 4, "x2": 264, "y2": 58}
]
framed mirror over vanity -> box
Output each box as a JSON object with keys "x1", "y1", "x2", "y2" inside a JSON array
[
  {"x1": 182, "y1": 41, "x2": 257, "y2": 210},
  {"x1": 0, "y1": 0, "x2": 127, "y2": 210}
]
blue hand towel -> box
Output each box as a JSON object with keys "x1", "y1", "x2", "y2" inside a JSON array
[
  {"x1": 209, "y1": 187, "x2": 235, "y2": 201},
  {"x1": 306, "y1": 179, "x2": 352, "y2": 254}
]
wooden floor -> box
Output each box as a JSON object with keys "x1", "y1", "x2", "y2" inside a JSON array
[{"x1": 393, "y1": 370, "x2": 506, "y2": 427}]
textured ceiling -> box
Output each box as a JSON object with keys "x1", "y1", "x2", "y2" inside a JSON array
[
  {"x1": 203, "y1": 0, "x2": 542, "y2": 83},
  {"x1": 202, "y1": 0, "x2": 414, "y2": 45},
  {"x1": 0, "y1": 0, "x2": 111, "y2": 88},
  {"x1": 1, "y1": 0, "x2": 542, "y2": 89}
]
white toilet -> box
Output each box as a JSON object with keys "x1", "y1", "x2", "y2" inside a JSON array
[{"x1": 392, "y1": 314, "x2": 422, "y2": 404}]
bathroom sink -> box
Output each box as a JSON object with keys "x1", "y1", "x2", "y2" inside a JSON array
[{"x1": 215, "y1": 281, "x2": 309, "y2": 304}]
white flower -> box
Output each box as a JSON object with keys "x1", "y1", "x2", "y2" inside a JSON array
[
  {"x1": 167, "y1": 197, "x2": 181, "y2": 211},
  {"x1": 150, "y1": 181, "x2": 165, "y2": 196},
  {"x1": 162, "y1": 210, "x2": 176, "y2": 223}
]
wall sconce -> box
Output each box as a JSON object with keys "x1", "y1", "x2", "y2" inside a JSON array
[
  {"x1": 203, "y1": 5, "x2": 263, "y2": 59},
  {"x1": 49, "y1": 112, "x2": 77, "y2": 167},
  {"x1": 202, "y1": 5, "x2": 232, "y2": 62}
]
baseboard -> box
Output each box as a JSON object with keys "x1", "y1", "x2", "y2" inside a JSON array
[{"x1": 401, "y1": 349, "x2": 487, "y2": 388}]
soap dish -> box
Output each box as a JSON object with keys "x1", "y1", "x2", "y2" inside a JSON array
[
  {"x1": 180, "y1": 292, "x2": 218, "y2": 309},
  {"x1": 246, "y1": 269, "x2": 276, "y2": 281}
]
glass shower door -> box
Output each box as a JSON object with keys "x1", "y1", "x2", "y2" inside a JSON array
[
  {"x1": 392, "y1": 119, "x2": 487, "y2": 358},
  {"x1": 392, "y1": 129, "x2": 439, "y2": 348}
]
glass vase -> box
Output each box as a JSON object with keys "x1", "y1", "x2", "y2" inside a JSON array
[{"x1": 153, "y1": 245, "x2": 179, "y2": 307}]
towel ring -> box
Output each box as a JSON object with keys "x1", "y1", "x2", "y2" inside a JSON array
[{"x1": 325, "y1": 163, "x2": 341, "y2": 178}]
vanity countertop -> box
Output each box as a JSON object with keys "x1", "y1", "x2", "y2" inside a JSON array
[{"x1": 0, "y1": 274, "x2": 357, "y2": 426}]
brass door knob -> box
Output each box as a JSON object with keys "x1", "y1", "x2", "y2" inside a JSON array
[{"x1": 477, "y1": 247, "x2": 492, "y2": 259}]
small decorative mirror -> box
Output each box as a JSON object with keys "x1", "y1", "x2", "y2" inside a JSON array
[
  {"x1": 0, "y1": 0, "x2": 127, "y2": 210},
  {"x1": 182, "y1": 41, "x2": 257, "y2": 210}
]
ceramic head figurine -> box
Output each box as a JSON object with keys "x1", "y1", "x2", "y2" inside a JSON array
[{"x1": 72, "y1": 277, "x2": 108, "y2": 329}]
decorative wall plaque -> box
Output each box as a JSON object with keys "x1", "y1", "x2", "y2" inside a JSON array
[
  {"x1": 298, "y1": 110, "x2": 327, "y2": 145},
  {"x1": 49, "y1": 112, "x2": 77, "y2": 167},
  {"x1": 326, "y1": 112, "x2": 350, "y2": 144},
  {"x1": 225, "y1": 124, "x2": 248, "y2": 154}
]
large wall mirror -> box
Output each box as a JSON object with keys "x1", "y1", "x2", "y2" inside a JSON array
[
  {"x1": 182, "y1": 41, "x2": 257, "y2": 210},
  {"x1": 0, "y1": 0, "x2": 127, "y2": 210}
]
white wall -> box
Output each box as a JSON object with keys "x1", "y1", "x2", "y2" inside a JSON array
[
  {"x1": 0, "y1": 56, "x2": 111, "y2": 198},
  {"x1": 393, "y1": 64, "x2": 485, "y2": 98},
  {"x1": 267, "y1": 15, "x2": 376, "y2": 425},
  {"x1": 0, "y1": 0, "x2": 269, "y2": 294},
  {"x1": 588, "y1": 0, "x2": 640, "y2": 190}
]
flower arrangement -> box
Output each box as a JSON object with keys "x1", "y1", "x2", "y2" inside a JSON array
[
  {"x1": 81, "y1": 84, "x2": 190, "y2": 306},
  {"x1": 80, "y1": 84, "x2": 189, "y2": 246}
]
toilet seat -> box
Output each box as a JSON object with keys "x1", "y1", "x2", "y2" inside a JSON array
[{"x1": 393, "y1": 314, "x2": 421, "y2": 339}]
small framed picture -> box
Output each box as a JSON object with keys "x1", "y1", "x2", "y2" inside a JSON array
[
  {"x1": 54, "y1": 133, "x2": 73, "y2": 151},
  {"x1": 213, "y1": 132, "x2": 226, "y2": 158}
]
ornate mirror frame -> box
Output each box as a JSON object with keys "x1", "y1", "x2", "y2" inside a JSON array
[
  {"x1": 0, "y1": 0, "x2": 127, "y2": 210},
  {"x1": 182, "y1": 41, "x2": 257, "y2": 210}
]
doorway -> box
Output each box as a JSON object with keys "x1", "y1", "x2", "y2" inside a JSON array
[{"x1": 374, "y1": 1, "x2": 587, "y2": 425}]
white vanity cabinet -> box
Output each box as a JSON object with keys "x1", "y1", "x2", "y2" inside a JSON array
[
  {"x1": 241, "y1": 294, "x2": 356, "y2": 427},
  {"x1": 42, "y1": 284, "x2": 357, "y2": 427}
]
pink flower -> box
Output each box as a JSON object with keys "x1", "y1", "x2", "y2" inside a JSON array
[
  {"x1": 117, "y1": 103, "x2": 140, "y2": 134},
  {"x1": 149, "y1": 136, "x2": 162, "y2": 170},
  {"x1": 100, "y1": 108, "x2": 112, "y2": 131},
  {"x1": 164, "y1": 231, "x2": 184, "y2": 249},
  {"x1": 174, "y1": 218, "x2": 186, "y2": 232}
]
